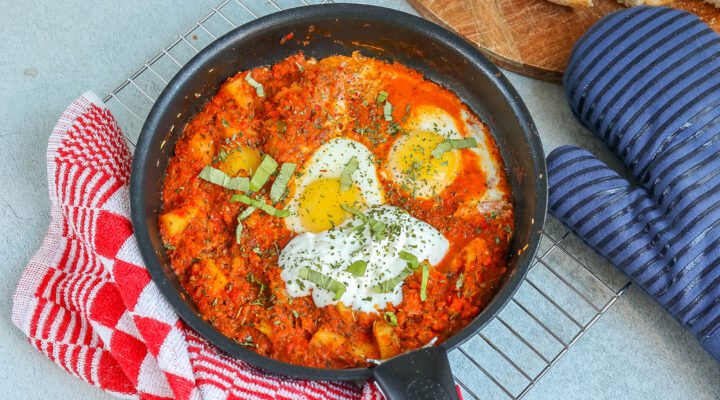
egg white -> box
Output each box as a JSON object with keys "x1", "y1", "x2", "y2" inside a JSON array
[
  {"x1": 284, "y1": 137, "x2": 384, "y2": 233},
  {"x1": 279, "y1": 205, "x2": 449, "y2": 313}
]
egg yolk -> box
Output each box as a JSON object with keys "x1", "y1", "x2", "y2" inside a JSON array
[
  {"x1": 297, "y1": 178, "x2": 366, "y2": 233},
  {"x1": 219, "y1": 146, "x2": 262, "y2": 176},
  {"x1": 387, "y1": 130, "x2": 459, "y2": 198}
]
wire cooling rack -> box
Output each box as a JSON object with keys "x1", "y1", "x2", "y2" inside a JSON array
[{"x1": 104, "y1": 1, "x2": 633, "y2": 398}]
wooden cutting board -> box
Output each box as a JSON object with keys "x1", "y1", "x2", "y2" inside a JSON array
[{"x1": 408, "y1": 0, "x2": 720, "y2": 82}]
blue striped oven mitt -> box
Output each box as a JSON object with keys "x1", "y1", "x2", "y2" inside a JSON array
[{"x1": 549, "y1": 6, "x2": 720, "y2": 361}]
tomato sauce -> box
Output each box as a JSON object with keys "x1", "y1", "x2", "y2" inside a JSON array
[{"x1": 160, "y1": 52, "x2": 514, "y2": 368}]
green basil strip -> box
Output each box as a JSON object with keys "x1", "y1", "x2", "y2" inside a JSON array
[
  {"x1": 420, "y1": 262, "x2": 429, "y2": 301},
  {"x1": 198, "y1": 165, "x2": 249, "y2": 191},
  {"x1": 383, "y1": 100, "x2": 393, "y2": 122},
  {"x1": 298, "y1": 267, "x2": 346, "y2": 300},
  {"x1": 270, "y1": 162, "x2": 296, "y2": 203},
  {"x1": 399, "y1": 250, "x2": 419, "y2": 270},
  {"x1": 384, "y1": 311, "x2": 397, "y2": 326},
  {"x1": 376, "y1": 90, "x2": 388, "y2": 104},
  {"x1": 340, "y1": 204, "x2": 365, "y2": 219},
  {"x1": 244, "y1": 72, "x2": 265, "y2": 97},
  {"x1": 431, "y1": 137, "x2": 478, "y2": 159},
  {"x1": 238, "y1": 206, "x2": 256, "y2": 220},
  {"x1": 339, "y1": 157, "x2": 359, "y2": 191},
  {"x1": 249, "y1": 155, "x2": 278, "y2": 192},
  {"x1": 345, "y1": 260, "x2": 367, "y2": 277},
  {"x1": 235, "y1": 223, "x2": 243, "y2": 244},
  {"x1": 373, "y1": 269, "x2": 412, "y2": 293},
  {"x1": 340, "y1": 204, "x2": 386, "y2": 239},
  {"x1": 230, "y1": 194, "x2": 290, "y2": 217},
  {"x1": 369, "y1": 219, "x2": 386, "y2": 240},
  {"x1": 235, "y1": 206, "x2": 256, "y2": 244}
]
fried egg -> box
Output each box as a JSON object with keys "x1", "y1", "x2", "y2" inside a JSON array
[
  {"x1": 285, "y1": 138, "x2": 384, "y2": 233},
  {"x1": 387, "y1": 104, "x2": 504, "y2": 201},
  {"x1": 387, "y1": 105, "x2": 463, "y2": 199},
  {"x1": 279, "y1": 205, "x2": 449, "y2": 312}
]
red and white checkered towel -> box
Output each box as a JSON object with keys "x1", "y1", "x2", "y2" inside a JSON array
[{"x1": 11, "y1": 92, "x2": 382, "y2": 400}]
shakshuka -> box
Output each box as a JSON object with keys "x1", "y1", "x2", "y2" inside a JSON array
[{"x1": 159, "y1": 52, "x2": 514, "y2": 368}]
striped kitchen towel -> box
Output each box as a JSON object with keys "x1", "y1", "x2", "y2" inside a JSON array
[
  {"x1": 11, "y1": 92, "x2": 382, "y2": 399},
  {"x1": 549, "y1": 6, "x2": 720, "y2": 361}
]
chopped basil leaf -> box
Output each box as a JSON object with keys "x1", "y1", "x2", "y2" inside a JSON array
[
  {"x1": 270, "y1": 162, "x2": 296, "y2": 203},
  {"x1": 369, "y1": 219, "x2": 386, "y2": 240},
  {"x1": 340, "y1": 204, "x2": 364, "y2": 218},
  {"x1": 230, "y1": 194, "x2": 290, "y2": 217},
  {"x1": 373, "y1": 269, "x2": 412, "y2": 293},
  {"x1": 163, "y1": 243, "x2": 176, "y2": 251},
  {"x1": 198, "y1": 165, "x2": 249, "y2": 191},
  {"x1": 383, "y1": 100, "x2": 393, "y2": 121},
  {"x1": 376, "y1": 90, "x2": 388, "y2": 104},
  {"x1": 298, "y1": 267, "x2": 346, "y2": 300},
  {"x1": 431, "y1": 137, "x2": 478, "y2": 159},
  {"x1": 399, "y1": 250, "x2": 419, "y2": 270},
  {"x1": 244, "y1": 72, "x2": 265, "y2": 97},
  {"x1": 235, "y1": 223, "x2": 243, "y2": 244},
  {"x1": 384, "y1": 311, "x2": 398, "y2": 326},
  {"x1": 235, "y1": 204, "x2": 256, "y2": 244},
  {"x1": 374, "y1": 251, "x2": 423, "y2": 293},
  {"x1": 249, "y1": 155, "x2": 278, "y2": 191},
  {"x1": 339, "y1": 157, "x2": 359, "y2": 191},
  {"x1": 345, "y1": 260, "x2": 367, "y2": 277},
  {"x1": 340, "y1": 204, "x2": 386, "y2": 240},
  {"x1": 238, "y1": 206, "x2": 256, "y2": 220},
  {"x1": 295, "y1": 61, "x2": 304, "y2": 72},
  {"x1": 420, "y1": 262, "x2": 429, "y2": 301},
  {"x1": 221, "y1": 118, "x2": 230, "y2": 128}
]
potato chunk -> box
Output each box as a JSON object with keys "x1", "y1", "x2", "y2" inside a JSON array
[
  {"x1": 336, "y1": 302, "x2": 355, "y2": 325},
  {"x1": 350, "y1": 340, "x2": 378, "y2": 360},
  {"x1": 192, "y1": 259, "x2": 228, "y2": 297},
  {"x1": 159, "y1": 206, "x2": 198, "y2": 238},
  {"x1": 256, "y1": 319, "x2": 274, "y2": 339},
  {"x1": 310, "y1": 327, "x2": 346, "y2": 351},
  {"x1": 187, "y1": 132, "x2": 213, "y2": 164},
  {"x1": 219, "y1": 146, "x2": 262, "y2": 176},
  {"x1": 221, "y1": 77, "x2": 254, "y2": 108},
  {"x1": 373, "y1": 320, "x2": 401, "y2": 359}
]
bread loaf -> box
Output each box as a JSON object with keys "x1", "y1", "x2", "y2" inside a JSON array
[
  {"x1": 547, "y1": 0, "x2": 718, "y2": 9},
  {"x1": 546, "y1": 0, "x2": 593, "y2": 6},
  {"x1": 615, "y1": 0, "x2": 672, "y2": 5}
]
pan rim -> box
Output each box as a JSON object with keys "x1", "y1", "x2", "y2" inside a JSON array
[{"x1": 130, "y1": 3, "x2": 547, "y2": 381}]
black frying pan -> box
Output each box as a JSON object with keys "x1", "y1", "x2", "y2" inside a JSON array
[{"x1": 130, "y1": 4, "x2": 547, "y2": 399}]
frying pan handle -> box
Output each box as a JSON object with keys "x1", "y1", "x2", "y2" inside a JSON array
[{"x1": 372, "y1": 346, "x2": 460, "y2": 400}]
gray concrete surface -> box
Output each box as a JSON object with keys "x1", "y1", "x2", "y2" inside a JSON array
[{"x1": 1, "y1": 1, "x2": 719, "y2": 399}]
